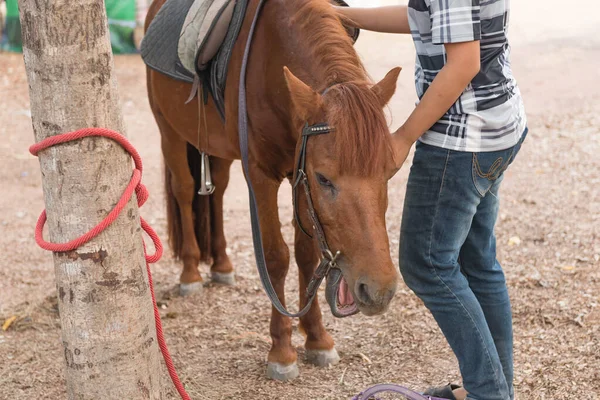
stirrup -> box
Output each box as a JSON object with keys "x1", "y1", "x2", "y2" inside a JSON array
[{"x1": 198, "y1": 152, "x2": 216, "y2": 195}]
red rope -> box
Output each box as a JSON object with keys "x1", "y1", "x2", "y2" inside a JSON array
[{"x1": 30, "y1": 128, "x2": 191, "y2": 400}]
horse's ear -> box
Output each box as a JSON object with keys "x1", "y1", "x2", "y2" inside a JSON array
[
  {"x1": 371, "y1": 67, "x2": 402, "y2": 108},
  {"x1": 283, "y1": 66, "x2": 322, "y2": 120}
]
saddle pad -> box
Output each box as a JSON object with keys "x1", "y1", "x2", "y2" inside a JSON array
[{"x1": 141, "y1": 0, "x2": 196, "y2": 83}]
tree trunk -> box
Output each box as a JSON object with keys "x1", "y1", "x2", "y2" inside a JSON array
[{"x1": 19, "y1": 1, "x2": 163, "y2": 398}]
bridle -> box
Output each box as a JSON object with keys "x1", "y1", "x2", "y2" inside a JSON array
[
  {"x1": 292, "y1": 122, "x2": 342, "y2": 305},
  {"x1": 238, "y1": 0, "x2": 343, "y2": 318}
]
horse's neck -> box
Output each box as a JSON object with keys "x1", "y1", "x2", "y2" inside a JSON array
[
  {"x1": 245, "y1": 1, "x2": 366, "y2": 168},
  {"x1": 280, "y1": 1, "x2": 366, "y2": 90}
]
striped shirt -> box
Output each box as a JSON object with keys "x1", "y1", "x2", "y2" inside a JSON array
[{"x1": 408, "y1": 0, "x2": 527, "y2": 152}]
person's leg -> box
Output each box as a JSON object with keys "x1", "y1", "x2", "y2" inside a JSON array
[
  {"x1": 459, "y1": 176, "x2": 513, "y2": 400},
  {"x1": 399, "y1": 142, "x2": 510, "y2": 400},
  {"x1": 458, "y1": 129, "x2": 528, "y2": 400}
]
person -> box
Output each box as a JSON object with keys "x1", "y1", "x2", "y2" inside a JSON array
[{"x1": 334, "y1": 2, "x2": 527, "y2": 400}]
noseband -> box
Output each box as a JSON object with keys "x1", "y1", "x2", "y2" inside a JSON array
[{"x1": 238, "y1": 0, "x2": 341, "y2": 318}]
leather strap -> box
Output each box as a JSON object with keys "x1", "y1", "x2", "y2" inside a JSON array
[
  {"x1": 238, "y1": 0, "x2": 318, "y2": 318},
  {"x1": 293, "y1": 123, "x2": 335, "y2": 250},
  {"x1": 238, "y1": 0, "x2": 345, "y2": 318},
  {"x1": 292, "y1": 123, "x2": 332, "y2": 238}
]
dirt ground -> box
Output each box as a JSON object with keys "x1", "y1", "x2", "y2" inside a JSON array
[{"x1": 1, "y1": 1, "x2": 599, "y2": 399}]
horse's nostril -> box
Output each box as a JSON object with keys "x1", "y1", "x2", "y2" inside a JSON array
[
  {"x1": 356, "y1": 282, "x2": 373, "y2": 305},
  {"x1": 355, "y1": 279, "x2": 397, "y2": 307}
]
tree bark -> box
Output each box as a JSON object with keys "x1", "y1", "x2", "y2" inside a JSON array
[{"x1": 19, "y1": 1, "x2": 162, "y2": 398}]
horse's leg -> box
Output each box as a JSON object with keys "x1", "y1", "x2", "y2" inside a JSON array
[
  {"x1": 159, "y1": 121, "x2": 203, "y2": 296},
  {"x1": 208, "y1": 157, "x2": 235, "y2": 285},
  {"x1": 295, "y1": 221, "x2": 339, "y2": 367},
  {"x1": 252, "y1": 171, "x2": 298, "y2": 381}
]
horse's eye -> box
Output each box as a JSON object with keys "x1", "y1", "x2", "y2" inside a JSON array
[{"x1": 316, "y1": 173, "x2": 334, "y2": 188}]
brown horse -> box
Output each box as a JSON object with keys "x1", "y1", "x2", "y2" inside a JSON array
[{"x1": 146, "y1": 0, "x2": 406, "y2": 380}]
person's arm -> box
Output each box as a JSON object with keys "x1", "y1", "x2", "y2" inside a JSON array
[
  {"x1": 391, "y1": 0, "x2": 482, "y2": 166},
  {"x1": 333, "y1": 6, "x2": 410, "y2": 34},
  {"x1": 393, "y1": 41, "x2": 481, "y2": 162}
]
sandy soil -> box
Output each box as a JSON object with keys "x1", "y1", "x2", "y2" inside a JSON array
[{"x1": 1, "y1": 1, "x2": 599, "y2": 399}]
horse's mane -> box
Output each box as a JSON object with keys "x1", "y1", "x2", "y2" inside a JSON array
[
  {"x1": 324, "y1": 83, "x2": 392, "y2": 175},
  {"x1": 289, "y1": 0, "x2": 366, "y2": 84},
  {"x1": 288, "y1": 0, "x2": 392, "y2": 175}
]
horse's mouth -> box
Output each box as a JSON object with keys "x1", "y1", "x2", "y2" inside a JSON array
[{"x1": 325, "y1": 269, "x2": 359, "y2": 318}]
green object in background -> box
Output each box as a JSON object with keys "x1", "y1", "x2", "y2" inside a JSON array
[
  {"x1": 105, "y1": 0, "x2": 138, "y2": 54},
  {"x1": 1, "y1": 0, "x2": 23, "y2": 52},
  {"x1": 0, "y1": 0, "x2": 138, "y2": 54}
]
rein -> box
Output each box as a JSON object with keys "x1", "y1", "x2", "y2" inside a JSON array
[{"x1": 238, "y1": 0, "x2": 339, "y2": 318}]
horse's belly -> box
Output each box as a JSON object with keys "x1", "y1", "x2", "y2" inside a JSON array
[{"x1": 150, "y1": 70, "x2": 240, "y2": 160}]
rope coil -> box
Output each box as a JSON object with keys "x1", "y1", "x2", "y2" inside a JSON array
[{"x1": 30, "y1": 127, "x2": 190, "y2": 400}]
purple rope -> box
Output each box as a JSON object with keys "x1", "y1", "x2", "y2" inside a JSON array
[{"x1": 352, "y1": 384, "x2": 449, "y2": 400}]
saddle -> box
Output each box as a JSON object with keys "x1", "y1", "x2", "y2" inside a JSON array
[{"x1": 141, "y1": 0, "x2": 359, "y2": 121}]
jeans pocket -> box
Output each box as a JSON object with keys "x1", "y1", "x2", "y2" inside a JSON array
[{"x1": 472, "y1": 128, "x2": 527, "y2": 196}]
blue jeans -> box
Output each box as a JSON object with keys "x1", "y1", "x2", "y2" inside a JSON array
[{"x1": 400, "y1": 129, "x2": 527, "y2": 400}]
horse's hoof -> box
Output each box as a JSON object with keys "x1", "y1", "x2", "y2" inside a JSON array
[
  {"x1": 305, "y1": 348, "x2": 340, "y2": 367},
  {"x1": 179, "y1": 282, "x2": 204, "y2": 297},
  {"x1": 266, "y1": 362, "x2": 299, "y2": 381},
  {"x1": 211, "y1": 271, "x2": 236, "y2": 286}
]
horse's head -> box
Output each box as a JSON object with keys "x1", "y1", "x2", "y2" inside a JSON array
[{"x1": 284, "y1": 67, "x2": 405, "y2": 317}]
